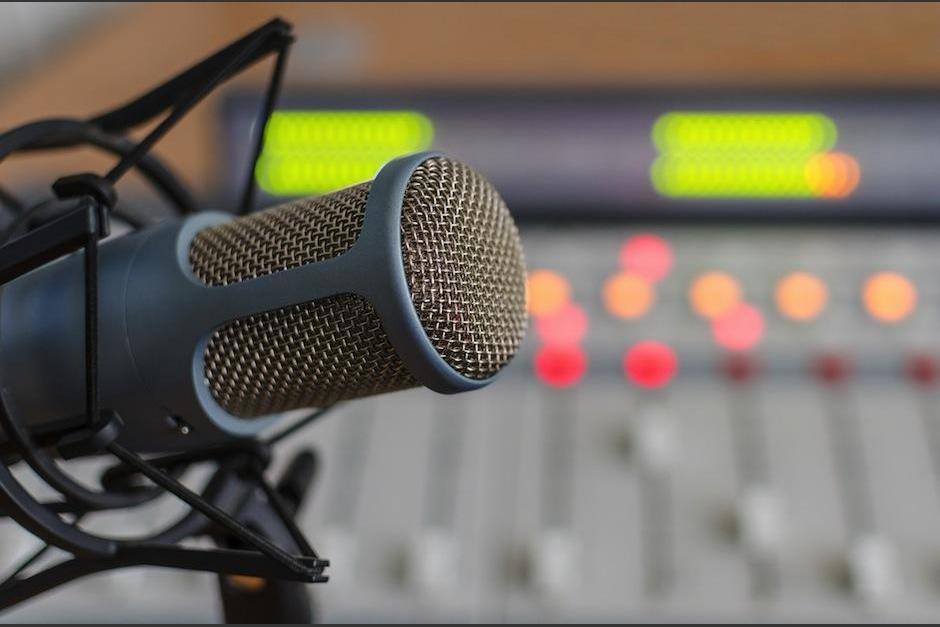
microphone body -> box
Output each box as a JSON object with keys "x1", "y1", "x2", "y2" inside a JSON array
[{"x1": 0, "y1": 153, "x2": 527, "y2": 452}]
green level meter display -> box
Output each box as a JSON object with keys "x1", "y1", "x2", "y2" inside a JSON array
[{"x1": 255, "y1": 110, "x2": 435, "y2": 196}]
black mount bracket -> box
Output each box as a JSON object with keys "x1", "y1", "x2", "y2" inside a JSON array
[{"x1": 0, "y1": 18, "x2": 336, "y2": 616}]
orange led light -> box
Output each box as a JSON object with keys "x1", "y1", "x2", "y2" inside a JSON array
[
  {"x1": 603, "y1": 272, "x2": 654, "y2": 320},
  {"x1": 527, "y1": 270, "x2": 570, "y2": 317},
  {"x1": 227, "y1": 575, "x2": 267, "y2": 592},
  {"x1": 805, "y1": 152, "x2": 860, "y2": 199},
  {"x1": 776, "y1": 272, "x2": 828, "y2": 322},
  {"x1": 689, "y1": 272, "x2": 742, "y2": 320},
  {"x1": 863, "y1": 272, "x2": 917, "y2": 323}
]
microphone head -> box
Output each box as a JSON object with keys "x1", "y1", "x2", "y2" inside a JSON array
[{"x1": 189, "y1": 156, "x2": 528, "y2": 418}]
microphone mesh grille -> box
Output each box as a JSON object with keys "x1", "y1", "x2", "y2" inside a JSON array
[
  {"x1": 191, "y1": 182, "x2": 416, "y2": 417},
  {"x1": 400, "y1": 157, "x2": 527, "y2": 380},
  {"x1": 190, "y1": 157, "x2": 526, "y2": 418},
  {"x1": 200, "y1": 294, "x2": 416, "y2": 418},
  {"x1": 189, "y1": 182, "x2": 370, "y2": 285}
]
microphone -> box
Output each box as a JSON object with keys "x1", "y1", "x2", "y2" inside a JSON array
[
  {"x1": 0, "y1": 20, "x2": 507, "y2": 614},
  {"x1": 0, "y1": 152, "x2": 528, "y2": 453}
]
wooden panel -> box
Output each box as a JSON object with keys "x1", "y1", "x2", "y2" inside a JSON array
[{"x1": 1, "y1": 2, "x2": 938, "y2": 197}]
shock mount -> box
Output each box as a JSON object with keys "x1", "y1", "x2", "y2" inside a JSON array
[{"x1": 0, "y1": 18, "x2": 333, "y2": 619}]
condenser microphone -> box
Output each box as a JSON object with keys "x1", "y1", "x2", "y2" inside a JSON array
[{"x1": 0, "y1": 152, "x2": 528, "y2": 453}]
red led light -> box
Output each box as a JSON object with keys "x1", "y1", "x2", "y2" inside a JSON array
[
  {"x1": 536, "y1": 302, "x2": 588, "y2": 346},
  {"x1": 906, "y1": 354, "x2": 938, "y2": 387},
  {"x1": 812, "y1": 353, "x2": 853, "y2": 385},
  {"x1": 619, "y1": 234, "x2": 673, "y2": 283},
  {"x1": 711, "y1": 303, "x2": 765, "y2": 352},
  {"x1": 535, "y1": 345, "x2": 588, "y2": 389},
  {"x1": 624, "y1": 341, "x2": 678, "y2": 389},
  {"x1": 721, "y1": 353, "x2": 760, "y2": 383}
]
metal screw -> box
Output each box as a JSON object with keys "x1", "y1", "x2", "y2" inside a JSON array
[{"x1": 166, "y1": 415, "x2": 192, "y2": 435}]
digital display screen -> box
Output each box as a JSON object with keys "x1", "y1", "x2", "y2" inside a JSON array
[{"x1": 222, "y1": 89, "x2": 940, "y2": 219}]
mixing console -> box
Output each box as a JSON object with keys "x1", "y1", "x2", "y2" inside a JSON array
[{"x1": 5, "y1": 224, "x2": 940, "y2": 622}]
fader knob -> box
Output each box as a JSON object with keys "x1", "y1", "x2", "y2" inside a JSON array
[
  {"x1": 736, "y1": 486, "x2": 783, "y2": 556},
  {"x1": 848, "y1": 534, "x2": 899, "y2": 605},
  {"x1": 531, "y1": 529, "x2": 579, "y2": 596},
  {"x1": 636, "y1": 407, "x2": 678, "y2": 473},
  {"x1": 410, "y1": 529, "x2": 460, "y2": 594}
]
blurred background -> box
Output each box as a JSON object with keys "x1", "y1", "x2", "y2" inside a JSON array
[{"x1": 5, "y1": 1, "x2": 940, "y2": 622}]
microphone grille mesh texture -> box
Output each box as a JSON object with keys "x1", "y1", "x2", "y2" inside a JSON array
[
  {"x1": 189, "y1": 181, "x2": 370, "y2": 285},
  {"x1": 191, "y1": 182, "x2": 413, "y2": 417},
  {"x1": 189, "y1": 157, "x2": 526, "y2": 418},
  {"x1": 198, "y1": 293, "x2": 417, "y2": 418},
  {"x1": 400, "y1": 157, "x2": 527, "y2": 380}
]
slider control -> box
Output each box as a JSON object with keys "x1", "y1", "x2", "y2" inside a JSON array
[
  {"x1": 721, "y1": 353, "x2": 781, "y2": 598},
  {"x1": 534, "y1": 390, "x2": 579, "y2": 597},
  {"x1": 320, "y1": 408, "x2": 376, "y2": 589},
  {"x1": 636, "y1": 407, "x2": 678, "y2": 474},
  {"x1": 321, "y1": 528, "x2": 357, "y2": 589},
  {"x1": 635, "y1": 405, "x2": 676, "y2": 598},
  {"x1": 813, "y1": 353, "x2": 897, "y2": 607},
  {"x1": 847, "y1": 533, "x2": 899, "y2": 605},
  {"x1": 531, "y1": 529, "x2": 580, "y2": 596},
  {"x1": 736, "y1": 486, "x2": 783, "y2": 558},
  {"x1": 410, "y1": 529, "x2": 460, "y2": 595},
  {"x1": 625, "y1": 341, "x2": 679, "y2": 598},
  {"x1": 409, "y1": 404, "x2": 466, "y2": 595}
]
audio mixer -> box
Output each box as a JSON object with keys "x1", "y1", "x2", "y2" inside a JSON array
[
  {"x1": 297, "y1": 224, "x2": 940, "y2": 622},
  {"x1": 8, "y1": 90, "x2": 940, "y2": 622}
]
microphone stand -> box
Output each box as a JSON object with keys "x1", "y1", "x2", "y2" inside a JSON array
[{"x1": 0, "y1": 18, "x2": 336, "y2": 622}]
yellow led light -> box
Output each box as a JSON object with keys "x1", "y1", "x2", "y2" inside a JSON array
[
  {"x1": 652, "y1": 155, "x2": 817, "y2": 198},
  {"x1": 650, "y1": 111, "x2": 859, "y2": 199},
  {"x1": 652, "y1": 112, "x2": 837, "y2": 154},
  {"x1": 255, "y1": 110, "x2": 435, "y2": 196}
]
